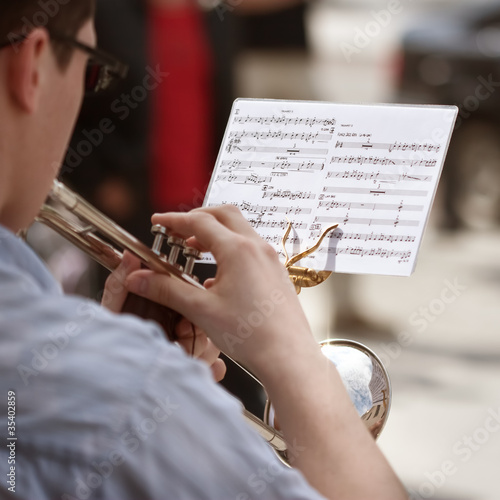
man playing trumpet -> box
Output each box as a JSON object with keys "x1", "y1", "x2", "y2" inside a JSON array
[{"x1": 0, "y1": 1, "x2": 406, "y2": 498}]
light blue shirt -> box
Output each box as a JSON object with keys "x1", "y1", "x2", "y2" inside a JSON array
[{"x1": 0, "y1": 225, "x2": 325, "y2": 500}]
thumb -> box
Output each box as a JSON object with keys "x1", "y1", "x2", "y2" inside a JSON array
[
  {"x1": 102, "y1": 252, "x2": 140, "y2": 312},
  {"x1": 125, "y1": 269, "x2": 209, "y2": 321}
]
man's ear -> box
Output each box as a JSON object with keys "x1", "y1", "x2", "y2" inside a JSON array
[{"x1": 7, "y1": 28, "x2": 51, "y2": 113}]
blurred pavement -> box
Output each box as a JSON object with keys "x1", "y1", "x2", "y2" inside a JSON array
[
  {"x1": 370, "y1": 226, "x2": 500, "y2": 500},
  {"x1": 299, "y1": 222, "x2": 500, "y2": 500}
]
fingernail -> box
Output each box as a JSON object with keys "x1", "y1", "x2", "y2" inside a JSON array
[{"x1": 120, "y1": 252, "x2": 133, "y2": 272}]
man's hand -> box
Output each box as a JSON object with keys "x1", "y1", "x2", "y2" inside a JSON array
[
  {"x1": 174, "y1": 317, "x2": 226, "y2": 382},
  {"x1": 116, "y1": 206, "x2": 406, "y2": 500},
  {"x1": 102, "y1": 252, "x2": 226, "y2": 382},
  {"x1": 123, "y1": 205, "x2": 316, "y2": 375}
]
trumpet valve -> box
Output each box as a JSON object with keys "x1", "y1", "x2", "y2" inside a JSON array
[
  {"x1": 151, "y1": 224, "x2": 168, "y2": 255},
  {"x1": 183, "y1": 247, "x2": 201, "y2": 279},
  {"x1": 167, "y1": 236, "x2": 186, "y2": 269}
]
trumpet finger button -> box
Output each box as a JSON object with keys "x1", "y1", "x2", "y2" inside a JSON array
[
  {"x1": 151, "y1": 224, "x2": 168, "y2": 255},
  {"x1": 183, "y1": 247, "x2": 201, "y2": 277}
]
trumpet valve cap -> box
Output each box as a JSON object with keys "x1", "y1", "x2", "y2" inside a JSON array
[
  {"x1": 167, "y1": 236, "x2": 185, "y2": 247},
  {"x1": 183, "y1": 246, "x2": 201, "y2": 259},
  {"x1": 151, "y1": 224, "x2": 168, "y2": 255},
  {"x1": 151, "y1": 224, "x2": 168, "y2": 236}
]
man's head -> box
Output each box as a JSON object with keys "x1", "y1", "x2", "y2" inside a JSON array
[
  {"x1": 0, "y1": 1, "x2": 95, "y2": 67},
  {"x1": 0, "y1": 0, "x2": 95, "y2": 232}
]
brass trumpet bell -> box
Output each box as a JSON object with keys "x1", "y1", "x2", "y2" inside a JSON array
[{"x1": 263, "y1": 339, "x2": 391, "y2": 464}]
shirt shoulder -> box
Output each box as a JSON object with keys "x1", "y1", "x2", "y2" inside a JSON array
[
  {"x1": 0, "y1": 230, "x2": 325, "y2": 500},
  {"x1": 1, "y1": 294, "x2": 324, "y2": 500}
]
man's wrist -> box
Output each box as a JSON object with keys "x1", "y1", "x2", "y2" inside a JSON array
[{"x1": 247, "y1": 333, "x2": 323, "y2": 390}]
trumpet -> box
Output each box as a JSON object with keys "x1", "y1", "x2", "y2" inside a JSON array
[{"x1": 36, "y1": 180, "x2": 391, "y2": 464}]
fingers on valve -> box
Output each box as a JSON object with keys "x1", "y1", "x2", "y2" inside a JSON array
[{"x1": 151, "y1": 206, "x2": 257, "y2": 250}]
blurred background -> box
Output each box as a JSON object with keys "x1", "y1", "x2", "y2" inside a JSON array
[
  {"x1": 32, "y1": 0, "x2": 500, "y2": 498},
  {"x1": 296, "y1": 1, "x2": 500, "y2": 498}
]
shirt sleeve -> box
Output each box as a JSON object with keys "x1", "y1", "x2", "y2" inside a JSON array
[
  {"x1": 100, "y1": 317, "x2": 328, "y2": 500},
  {"x1": 1, "y1": 286, "x2": 326, "y2": 500}
]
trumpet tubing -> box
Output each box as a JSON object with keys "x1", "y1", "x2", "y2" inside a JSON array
[{"x1": 36, "y1": 180, "x2": 391, "y2": 465}]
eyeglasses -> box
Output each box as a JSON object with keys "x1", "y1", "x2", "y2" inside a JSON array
[
  {"x1": 53, "y1": 34, "x2": 129, "y2": 94},
  {"x1": 0, "y1": 33, "x2": 129, "y2": 94}
]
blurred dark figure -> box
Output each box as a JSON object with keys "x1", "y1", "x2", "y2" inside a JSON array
[
  {"x1": 60, "y1": 0, "x2": 306, "y2": 419},
  {"x1": 61, "y1": 0, "x2": 242, "y2": 247},
  {"x1": 240, "y1": 3, "x2": 307, "y2": 49},
  {"x1": 61, "y1": 0, "x2": 307, "y2": 242}
]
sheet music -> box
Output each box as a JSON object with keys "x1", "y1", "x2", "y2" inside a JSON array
[{"x1": 203, "y1": 99, "x2": 457, "y2": 276}]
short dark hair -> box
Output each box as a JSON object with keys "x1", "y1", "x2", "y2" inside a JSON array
[{"x1": 0, "y1": 0, "x2": 95, "y2": 68}]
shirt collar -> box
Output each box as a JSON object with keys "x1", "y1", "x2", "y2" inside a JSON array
[{"x1": 0, "y1": 224, "x2": 61, "y2": 294}]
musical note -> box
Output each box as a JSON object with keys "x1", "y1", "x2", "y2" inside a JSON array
[
  {"x1": 203, "y1": 98, "x2": 457, "y2": 276},
  {"x1": 262, "y1": 189, "x2": 316, "y2": 201},
  {"x1": 325, "y1": 170, "x2": 432, "y2": 183},
  {"x1": 335, "y1": 140, "x2": 441, "y2": 153},
  {"x1": 317, "y1": 200, "x2": 424, "y2": 212},
  {"x1": 225, "y1": 145, "x2": 329, "y2": 155},
  {"x1": 312, "y1": 215, "x2": 420, "y2": 228},
  {"x1": 233, "y1": 114, "x2": 336, "y2": 128},
  {"x1": 317, "y1": 246, "x2": 412, "y2": 262},
  {"x1": 220, "y1": 159, "x2": 325, "y2": 172},
  {"x1": 322, "y1": 186, "x2": 428, "y2": 197},
  {"x1": 248, "y1": 219, "x2": 308, "y2": 230},
  {"x1": 330, "y1": 155, "x2": 437, "y2": 168},
  {"x1": 238, "y1": 201, "x2": 312, "y2": 216},
  {"x1": 228, "y1": 130, "x2": 332, "y2": 143},
  {"x1": 307, "y1": 230, "x2": 417, "y2": 244},
  {"x1": 215, "y1": 173, "x2": 272, "y2": 184},
  {"x1": 389, "y1": 141, "x2": 441, "y2": 153}
]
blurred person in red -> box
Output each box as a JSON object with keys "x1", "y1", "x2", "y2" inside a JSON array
[
  {"x1": 59, "y1": 0, "x2": 308, "y2": 414},
  {"x1": 62, "y1": 0, "x2": 307, "y2": 244}
]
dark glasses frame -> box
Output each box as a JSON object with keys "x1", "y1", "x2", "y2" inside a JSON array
[{"x1": 0, "y1": 32, "x2": 128, "y2": 94}]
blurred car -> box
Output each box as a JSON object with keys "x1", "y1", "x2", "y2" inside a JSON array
[{"x1": 397, "y1": 1, "x2": 500, "y2": 229}]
